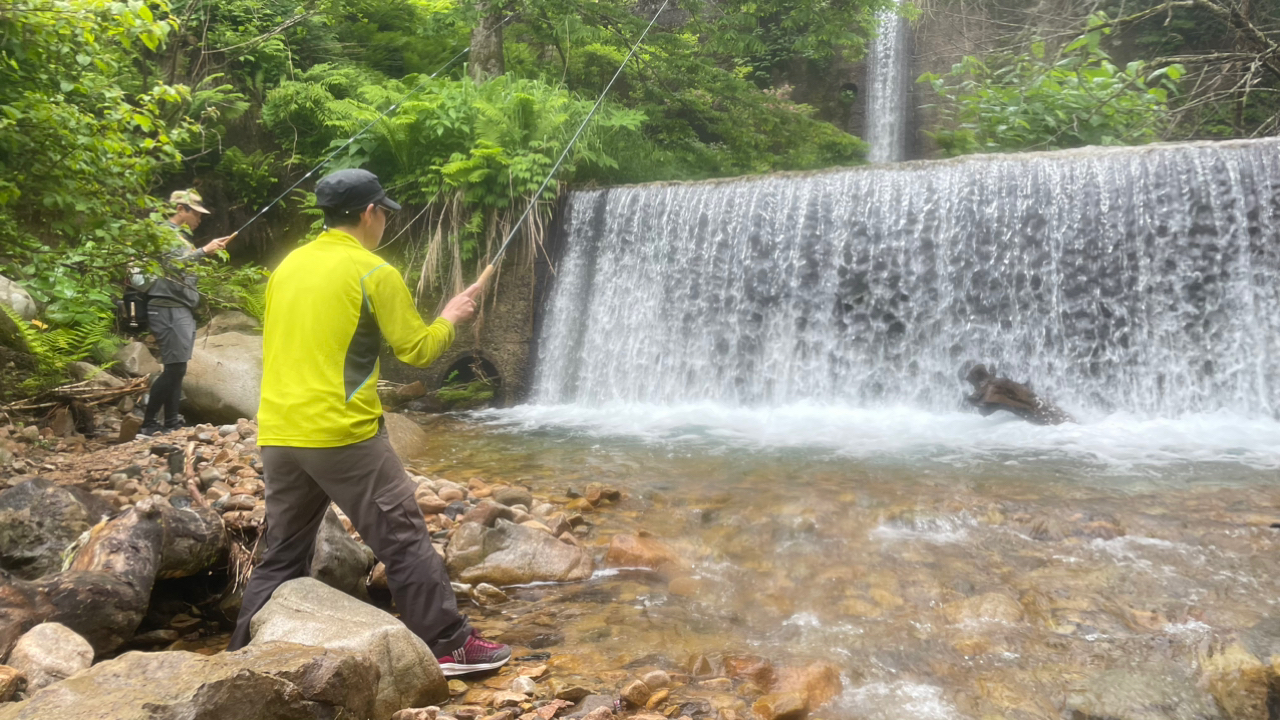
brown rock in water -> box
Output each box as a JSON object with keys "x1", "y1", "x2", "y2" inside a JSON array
[
  {"x1": 771, "y1": 662, "x2": 842, "y2": 712},
  {"x1": 552, "y1": 683, "x2": 591, "y2": 702},
  {"x1": 963, "y1": 364, "x2": 1073, "y2": 425},
  {"x1": 639, "y1": 670, "x2": 670, "y2": 691},
  {"x1": 446, "y1": 521, "x2": 594, "y2": 585},
  {"x1": 722, "y1": 655, "x2": 774, "y2": 687},
  {"x1": 752, "y1": 692, "x2": 807, "y2": 720},
  {"x1": 396, "y1": 381, "x2": 428, "y2": 400},
  {"x1": 942, "y1": 592, "x2": 1025, "y2": 625},
  {"x1": 1201, "y1": 641, "x2": 1269, "y2": 720},
  {"x1": 620, "y1": 679, "x2": 652, "y2": 707},
  {"x1": 604, "y1": 534, "x2": 686, "y2": 575},
  {"x1": 688, "y1": 655, "x2": 715, "y2": 678}
]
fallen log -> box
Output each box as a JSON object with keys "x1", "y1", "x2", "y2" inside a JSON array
[{"x1": 0, "y1": 498, "x2": 226, "y2": 659}]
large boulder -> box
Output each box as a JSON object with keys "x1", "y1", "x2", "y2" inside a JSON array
[
  {"x1": 201, "y1": 310, "x2": 261, "y2": 336},
  {"x1": 0, "y1": 479, "x2": 111, "y2": 580},
  {"x1": 68, "y1": 362, "x2": 124, "y2": 389},
  {"x1": 446, "y1": 519, "x2": 595, "y2": 586},
  {"x1": 384, "y1": 413, "x2": 428, "y2": 461},
  {"x1": 0, "y1": 276, "x2": 36, "y2": 321},
  {"x1": 184, "y1": 332, "x2": 262, "y2": 424},
  {"x1": 5, "y1": 623, "x2": 92, "y2": 691},
  {"x1": 0, "y1": 276, "x2": 36, "y2": 352},
  {"x1": 112, "y1": 342, "x2": 161, "y2": 378},
  {"x1": 0, "y1": 642, "x2": 378, "y2": 720},
  {"x1": 310, "y1": 506, "x2": 373, "y2": 601},
  {"x1": 247, "y1": 577, "x2": 446, "y2": 719},
  {"x1": 0, "y1": 570, "x2": 54, "y2": 662}
]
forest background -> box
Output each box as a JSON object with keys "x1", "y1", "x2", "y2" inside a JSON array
[{"x1": 1, "y1": 0, "x2": 1277, "y2": 393}]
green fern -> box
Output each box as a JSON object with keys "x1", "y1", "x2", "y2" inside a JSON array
[
  {"x1": 235, "y1": 284, "x2": 267, "y2": 322},
  {"x1": 0, "y1": 305, "x2": 116, "y2": 391}
]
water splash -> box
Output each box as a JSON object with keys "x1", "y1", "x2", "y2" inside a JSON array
[
  {"x1": 535, "y1": 140, "x2": 1280, "y2": 418},
  {"x1": 841, "y1": 682, "x2": 963, "y2": 719}
]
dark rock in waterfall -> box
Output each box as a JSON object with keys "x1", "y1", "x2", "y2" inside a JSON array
[{"x1": 963, "y1": 363, "x2": 1074, "y2": 425}]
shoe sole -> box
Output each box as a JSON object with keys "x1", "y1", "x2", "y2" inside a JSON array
[{"x1": 438, "y1": 657, "x2": 511, "y2": 676}]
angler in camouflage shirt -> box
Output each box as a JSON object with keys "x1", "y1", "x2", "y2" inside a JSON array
[{"x1": 138, "y1": 189, "x2": 232, "y2": 435}]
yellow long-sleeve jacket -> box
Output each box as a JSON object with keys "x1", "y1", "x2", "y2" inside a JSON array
[{"x1": 257, "y1": 228, "x2": 455, "y2": 447}]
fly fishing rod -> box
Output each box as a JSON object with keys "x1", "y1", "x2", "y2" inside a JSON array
[
  {"x1": 225, "y1": 13, "x2": 518, "y2": 242},
  {"x1": 468, "y1": 0, "x2": 671, "y2": 292}
]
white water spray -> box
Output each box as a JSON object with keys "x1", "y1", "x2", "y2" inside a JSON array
[
  {"x1": 865, "y1": 0, "x2": 911, "y2": 162},
  {"x1": 534, "y1": 140, "x2": 1280, "y2": 419}
]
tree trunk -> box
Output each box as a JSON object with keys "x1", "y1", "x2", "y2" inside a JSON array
[
  {"x1": 0, "y1": 499, "x2": 226, "y2": 658},
  {"x1": 470, "y1": 1, "x2": 505, "y2": 81}
]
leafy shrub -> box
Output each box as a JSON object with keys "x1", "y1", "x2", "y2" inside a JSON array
[{"x1": 920, "y1": 15, "x2": 1184, "y2": 155}]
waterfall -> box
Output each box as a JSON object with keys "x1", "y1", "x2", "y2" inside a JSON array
[
  {"x1": 533, "y1": 140, "x2": 1280, "y2": 417},
  {"x1": 865, "y1": 0, "x2": 911, "y2": 163}
]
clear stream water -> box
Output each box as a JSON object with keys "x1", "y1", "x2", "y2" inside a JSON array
[{"x1": 410, "y1": 410, "x2": 1280, "y2": 719}]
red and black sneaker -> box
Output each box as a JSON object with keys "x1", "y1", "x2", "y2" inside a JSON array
[{"x1": 436, "y1": 629, "x2": 512, "y2": 676}]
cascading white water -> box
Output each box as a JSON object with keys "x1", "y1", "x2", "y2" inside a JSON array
[
  {"x1": 534, "y1": 140, "x2": 1280, "y2": 418},
  {"x1": 865, "y1": 0, "x2": 911, "y2": 163}
]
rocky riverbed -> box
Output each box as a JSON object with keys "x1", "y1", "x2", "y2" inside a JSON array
[
  {"x1": 3, "y1": 408, "x2": 1280, "y2": 720},
  {"x1": 0, "y1": 413, "x2": 840, "y2": 720}
]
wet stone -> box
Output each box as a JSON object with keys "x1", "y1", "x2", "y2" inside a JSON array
[
  {"x1": 640, "y1": 670, "x2": 671, "y2": 691},
  {"x1": 621, "y1": 679, "x2": 652, "y2": 707},
  {"x1": 393, "y1": 708, "x2": 441, "y2": 720},
  {"x1": 0, "y1": 665, "x2": 26, "y2": 702},
  {"x1": 553, "y1": 684, "x2": 592, "y2": 702}
]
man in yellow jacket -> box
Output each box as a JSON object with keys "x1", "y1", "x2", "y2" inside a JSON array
[{"x1": 228, "y1": 169, "x2": 511, "y2": 675}]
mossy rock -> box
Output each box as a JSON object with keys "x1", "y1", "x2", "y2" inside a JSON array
[{"x1": 434, "y1": 380, "x2": 495, "y2": 411}]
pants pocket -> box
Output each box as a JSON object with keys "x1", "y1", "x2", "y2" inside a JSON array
[{"x1": 373, "y1": 481, "x2": 421, "y2": 547}]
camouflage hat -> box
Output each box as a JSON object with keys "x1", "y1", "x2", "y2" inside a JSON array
[{"x1": 169, "y1": 189, "x2": 210, "y2": 214}]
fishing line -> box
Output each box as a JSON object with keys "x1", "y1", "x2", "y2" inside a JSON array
[
  {"x1": 228, "y1": 12, "x2": 519, "y2": 240},
  {"x1": 469, "y1": 0, "x2": 671, "y2": 290}
]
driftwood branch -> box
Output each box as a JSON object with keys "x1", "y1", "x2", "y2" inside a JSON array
[
  {"x1": 0, "y1": 500, "x2": 226, "y2": 658},
  {"x1": 0, "y1": 376, "x2": 148, "y2": 413}
]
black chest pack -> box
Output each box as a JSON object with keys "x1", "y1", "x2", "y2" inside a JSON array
[{"x1": 116, "y1": 286, "x2": 149, "y2": 334}]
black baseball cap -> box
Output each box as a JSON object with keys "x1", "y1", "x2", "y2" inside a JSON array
[{"x1": 314, "y1": 169, "x2": 402, "y2": 214}]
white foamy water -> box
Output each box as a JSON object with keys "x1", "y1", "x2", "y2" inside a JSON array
[
  {"x1": 474, "y1": 403, "x2": 1280, "y2": 474},
  {"x1": 536, "y1": 141, "x2": 1280, "y2": 416},
  {"x1": 840, "y1": 681, "x2": 964, "y2": 720},
  {"x1": 872, "y1": 513, "x2": 976, "y2": 544}
]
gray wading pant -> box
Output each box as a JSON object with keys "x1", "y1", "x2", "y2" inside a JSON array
[{"x1": 227, "y1": 426, "x2": 470, "y2": 655}]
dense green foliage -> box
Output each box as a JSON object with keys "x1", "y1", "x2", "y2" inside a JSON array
[
  {"x1": 158, "y1": 0, "x2": 884, "y2": 293},
  {"x1": 4, "y1": 0, "x2": 1275, "y2": 397},
  {"x1": 0, "y1": 0, "x2": 189, "y2": 322},
  {"x1": 1, "y1": 0, "x2": 885, "y2": 390},
  {"x1": 921, "y1": 17, "x2": 1184, "y2": 155},
  {"x1": 1, "y1": 306, "x2": 120, "y2": 391},
  {"x1": 922, "y1": 0, "x2": 1279, "y2": 154}
]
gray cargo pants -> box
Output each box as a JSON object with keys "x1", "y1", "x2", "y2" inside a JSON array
[{"x1": 227, "y1": 426, "x2": 470, "y2": 655}]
